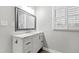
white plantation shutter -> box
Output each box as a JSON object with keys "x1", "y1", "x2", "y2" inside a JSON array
[{"x1": 54, "y1": 6, "x2": 79, "y2": 31}]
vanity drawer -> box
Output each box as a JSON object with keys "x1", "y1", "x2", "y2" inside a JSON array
[
  {"x1": 23, "y1": 41, "x2": 32, "y2": 49},
  {"x1": 23, "y1": 37, "x2": 33, "y2": 53},
  {"x1": 23, "y1": 37, "x2": 32, "y2": 46},
  {"x1": 23, "y1": 43, "x2": 32, "y2": 53}
]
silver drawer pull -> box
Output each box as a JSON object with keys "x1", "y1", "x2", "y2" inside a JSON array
[{"x1": 26, "y1": 42, "x2": 31, "y2": 45}]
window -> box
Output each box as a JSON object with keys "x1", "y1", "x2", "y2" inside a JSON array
[{"x1": 54, "y1": 6, "x2": 79, "y2": 31}]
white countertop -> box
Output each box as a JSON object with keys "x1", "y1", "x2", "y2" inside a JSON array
[{"x1": 13, "y1": 31, "x2": 43, "y2": 38}]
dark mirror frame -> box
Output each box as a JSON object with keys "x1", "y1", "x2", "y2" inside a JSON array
[{"x1": 15, "y1": 7, "x2": 36, "y2": 31}]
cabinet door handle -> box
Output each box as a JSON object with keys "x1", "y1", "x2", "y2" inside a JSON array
[
  {"x1": 25, "y1": 42, "x2": 31, "y2": 45},
  {"x1": 15, "y1": 40, "x2": 18, "y2": 44}
]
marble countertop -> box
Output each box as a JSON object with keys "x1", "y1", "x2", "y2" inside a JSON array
[{"x1": 13, "y1": 31, "x2": 43, "y2": 38}]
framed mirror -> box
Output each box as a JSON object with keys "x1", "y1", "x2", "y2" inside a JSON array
[{"x1": 15, "y1": 7, "x2": 36, "y2": 31}]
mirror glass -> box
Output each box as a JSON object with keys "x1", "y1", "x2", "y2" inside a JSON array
[{"x1": 15, "y1": 7, "x2": 36, "y2": 31}]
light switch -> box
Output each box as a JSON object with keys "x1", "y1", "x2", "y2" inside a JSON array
[{"x1": 0, "y1": 19, "x2": 8, "y2": 26}]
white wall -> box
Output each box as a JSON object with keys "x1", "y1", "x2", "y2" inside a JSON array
[
  {"x1": 0, "y1": 7, "x2": 15, "y2": 52},
  {"x1": 36, "y1": 6, "x2": 79, "y2": 53}
]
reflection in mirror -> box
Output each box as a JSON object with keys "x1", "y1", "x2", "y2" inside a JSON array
[{"x1": 15, "y1": 7, "x2": 36, "y2": 31}]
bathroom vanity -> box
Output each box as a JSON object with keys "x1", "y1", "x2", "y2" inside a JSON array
[
  {"x1": 12, "y1": 7, "x2": 41, "y2": 53},
  {"x1": 12, "y1": 32, "x2": 44, "y2": 53}
]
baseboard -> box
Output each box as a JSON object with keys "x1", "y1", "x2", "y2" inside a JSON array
[{"x1": 43, "y1": 47, "x2": 61, "y2": 53}]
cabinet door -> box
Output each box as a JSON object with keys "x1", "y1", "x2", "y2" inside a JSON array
[
  {"x1": 33, "y1": 34, "x2": 42, "y2": 53},
  {"x1": 13, "y1": 37, "x2": 23, "y2": 53}
]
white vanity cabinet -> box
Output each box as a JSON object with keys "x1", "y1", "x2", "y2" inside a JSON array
[{"x1": 12, "y1": 32, "x2": 44, "y2": 53}]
